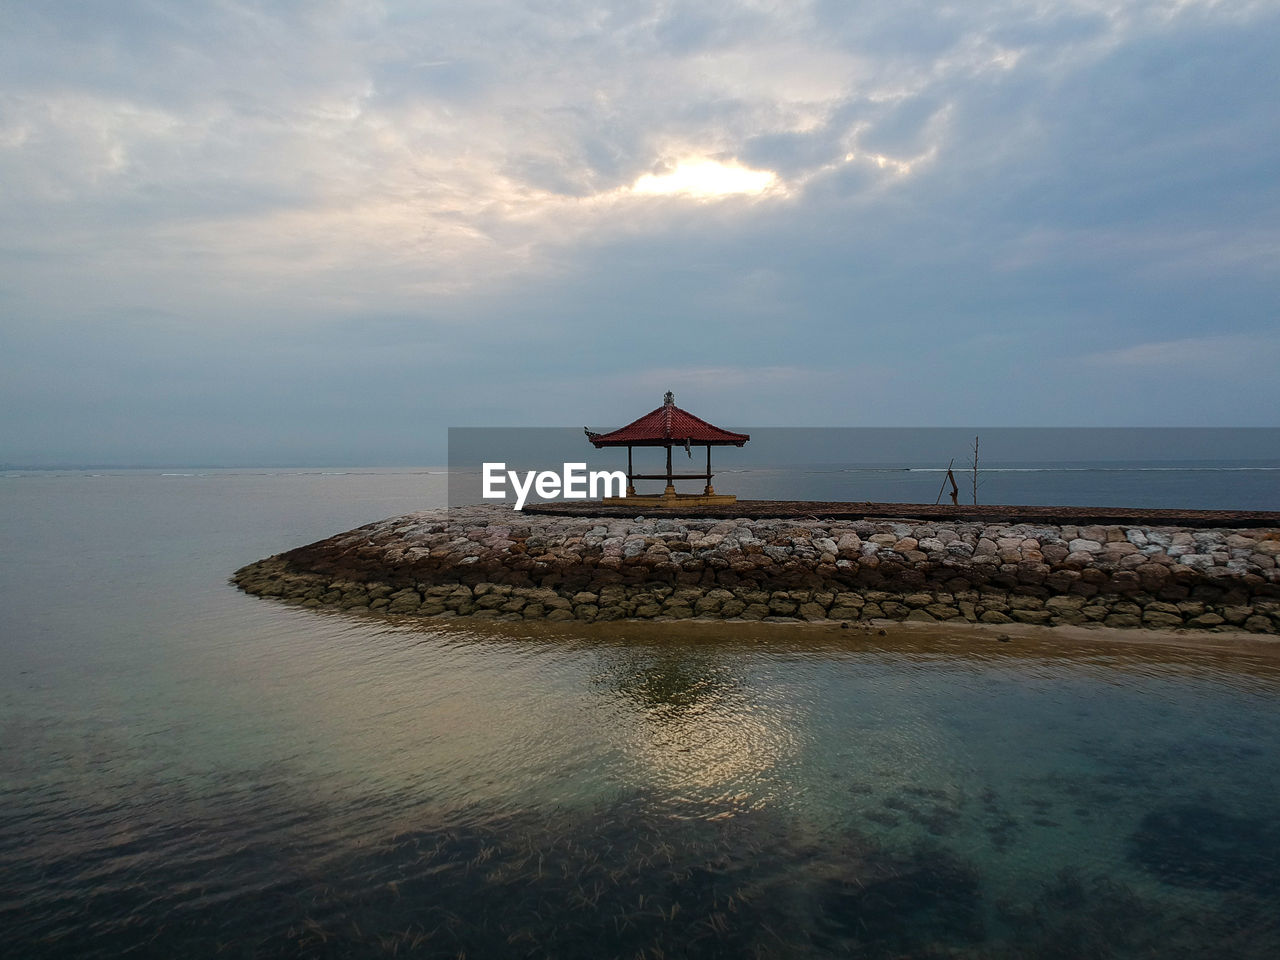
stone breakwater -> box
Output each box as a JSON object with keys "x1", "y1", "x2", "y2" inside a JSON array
[{"x1": 233, "y1": 506, "x2": 1280, "y2": 633}]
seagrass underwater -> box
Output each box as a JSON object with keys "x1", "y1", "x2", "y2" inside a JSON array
[{"x1": 3, "y1": 463, "x2": 1280, "y2": 958}]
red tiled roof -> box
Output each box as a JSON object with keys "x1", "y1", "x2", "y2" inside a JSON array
[{"x1": 587, "y1": 394, "x2": 749, "y2": 447}]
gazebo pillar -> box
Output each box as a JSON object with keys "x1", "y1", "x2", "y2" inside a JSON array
[{"x1": 584, "y1": 391, "x2": 749, "y2": 506}]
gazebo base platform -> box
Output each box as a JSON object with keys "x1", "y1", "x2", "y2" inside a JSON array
[{"x1": 606, "y1": 492, "x2": 738, "y2": 508}]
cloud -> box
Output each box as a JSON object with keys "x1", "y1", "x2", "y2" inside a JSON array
[
  {"x1": 1085, "y1": 333, "x2": 1280, "y2": 369},
  {"x1": 610, "y1": 364, "x2": 828, "y2": 392},
  {"x1": 631, "y1": 158, "x2": 780, "y2": 197},
  {"x1": 2, "y1": 0, "x2": 1280, "y2": 462}
]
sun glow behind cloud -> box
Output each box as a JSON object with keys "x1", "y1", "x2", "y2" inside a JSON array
[
  {"x1": 631, "y1": 158, "x2": 779, "y2": 198},
  {"x1": 2, "y1": 0, "x2": 1279, "y2": 463}
]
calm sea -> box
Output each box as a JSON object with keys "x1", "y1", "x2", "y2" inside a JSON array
[
  {"x1": 2, "y1": 463, "x2": 1279, "y2": 958},
  {"x1": 447, "y1": 426, "x2": 1280, "y2": 509}
]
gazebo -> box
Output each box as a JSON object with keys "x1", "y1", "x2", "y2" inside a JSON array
[{"x1": 585, "y1": 391, "x2": 749, "y2": 505}]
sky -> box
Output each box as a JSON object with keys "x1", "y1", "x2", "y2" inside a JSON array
[{"x1": 2, "y1": 0, "x2": 1278, "y2": 466}]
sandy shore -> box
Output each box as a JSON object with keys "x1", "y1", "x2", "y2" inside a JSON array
[{"x1": 332, "y1": 601, "x2": 1280, "y2": 662}]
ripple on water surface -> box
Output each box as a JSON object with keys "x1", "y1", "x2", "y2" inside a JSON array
[{"x1": 3, "y1": 612, "x2": 1280, "y2": 958}]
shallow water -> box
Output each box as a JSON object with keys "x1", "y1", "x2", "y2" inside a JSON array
[{"x1": 2, "y1": 469, "x2": 1279, "y2": 957}]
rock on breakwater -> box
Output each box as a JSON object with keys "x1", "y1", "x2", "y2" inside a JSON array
[{"x1": 232, "y1": 505, "x2": 1280, "y2": 634}]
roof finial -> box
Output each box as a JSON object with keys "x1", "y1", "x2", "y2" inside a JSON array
[{"x1": 664, "y1": 390, "x2": 674, "y2": 406}]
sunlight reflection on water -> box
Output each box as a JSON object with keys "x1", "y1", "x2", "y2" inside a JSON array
[{"x1": 3, "y1": 470, "x2": 1280, "y2": 957}]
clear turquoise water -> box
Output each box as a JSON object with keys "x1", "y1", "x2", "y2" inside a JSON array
[{"x1": 2, "y1": 468, "x2": 1279, "y2": 958}]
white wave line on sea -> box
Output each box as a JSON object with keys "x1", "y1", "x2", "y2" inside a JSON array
[{"x1": 899, "y1": 466, "x2": 1280, "y2": 473}]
